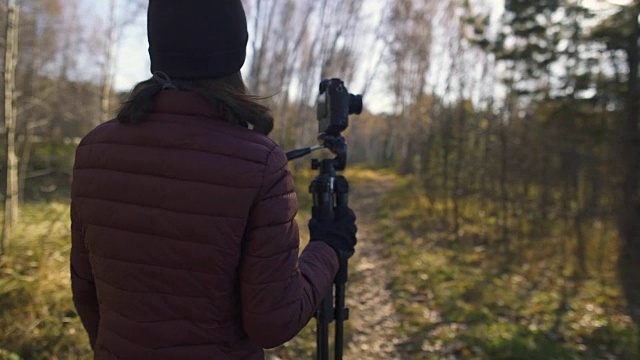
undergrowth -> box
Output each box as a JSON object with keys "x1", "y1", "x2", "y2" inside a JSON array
[
  {"x1": 0, "y1": 203, "x2": 91, "y2": 360},
  {"x1": 0, "y1": 168, "x2": 318, "y2": 360},
  {"x1": 377, "y1": 174, "x2": 639, "y2": 359},
  {"x1": 4, "y1": 167, "x2": 631, "y2": 360}
]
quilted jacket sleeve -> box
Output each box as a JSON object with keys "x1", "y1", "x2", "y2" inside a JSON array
[
  {"x1": 70, "y1": 198, "x2": 100, "y2": 349},
  {"x1": 240, "y1": 146, "x2": 339, "y2": 349}
]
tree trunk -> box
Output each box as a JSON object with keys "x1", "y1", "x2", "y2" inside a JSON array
[
  {"x1": 98, "y1": 0, "x2": 117, "y2": 125},
  {"x1": 618, "y1": 3, "x2": 640, "y2": 347},
  {"x1": 499, "y1": 104, "x2": 511, "y2": 251},
  {"x1": 2, "y1": 0, "x2": 20, "y2": 255}
]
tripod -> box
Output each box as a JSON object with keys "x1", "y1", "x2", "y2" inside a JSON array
[{"x1": 287, "y1": 135, "x2": 351, "y2": 360}]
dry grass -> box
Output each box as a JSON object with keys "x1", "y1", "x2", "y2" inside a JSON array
[
  {"x1": 0, "y1": 168, "x2": 317, "y2": 359},
  {"x1": 376, "y1": 175, "x2": 640, "y2": 359},
  {"x1": 0, "y1": 202, "x2": 91, "y2": 360},
  {"x1": 4, "y1": 168, "x2": 638, "y2": 360}
]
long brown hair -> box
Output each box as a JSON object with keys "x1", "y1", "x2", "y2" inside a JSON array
[{"x1": 116, "y1": 72, "x2": 274, "y2": 135}]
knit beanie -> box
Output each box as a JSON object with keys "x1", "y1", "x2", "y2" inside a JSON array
[{"x1": 147, "y1": 0, "x2": 248, "y2": 79}]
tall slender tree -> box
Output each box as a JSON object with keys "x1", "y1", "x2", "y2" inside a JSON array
[
  {"x1": 1, "y1": 0, "x2": 20, "y2": 254},
  {"x1": 589, "y1": 2, "x2": 640, "y2": 345},
  {"x1": 617, "y1": 2, "x2": 640, "y2": 347}
]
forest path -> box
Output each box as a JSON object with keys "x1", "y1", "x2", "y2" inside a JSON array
[
  {"x1": 342, "y1": 172, "x2": 409, "y2": 359},
  {"x1": 266, "y1": 170, "x2": 409, "y2": 360}
]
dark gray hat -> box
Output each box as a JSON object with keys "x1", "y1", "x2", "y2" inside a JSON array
[{"x1": 147, "y1": 0, "x2": 249, "y2": 79}]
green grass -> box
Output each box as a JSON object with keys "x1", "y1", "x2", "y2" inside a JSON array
[
  {"x1": 377, "y1": 175, "x2": 639, "y2": 360},
  {"x1": 3, "y1": 168, "x2": 637, "y2": 359}
]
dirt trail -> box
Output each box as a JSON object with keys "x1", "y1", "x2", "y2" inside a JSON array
[
  {"x1": 343, "y1": 173, "x2": 409, "y2": 360},
  {"x1": 267, "y1": 173, "x2": 407, "y2": 360}
]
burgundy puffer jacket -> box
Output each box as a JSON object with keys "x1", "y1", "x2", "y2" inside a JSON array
[{"x1": 70, "y1": 91, "x2": 339, "y2": 359}]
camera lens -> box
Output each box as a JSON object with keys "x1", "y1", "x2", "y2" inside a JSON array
[{"x1": 349, "y1": 94, "x2": 363, "y2": 115}]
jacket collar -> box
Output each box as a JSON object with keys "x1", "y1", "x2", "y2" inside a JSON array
[{"x1": 150, "y1": 90, "x2": 224, "y2": 120}]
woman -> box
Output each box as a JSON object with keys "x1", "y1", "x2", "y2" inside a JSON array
[{"x1": 70, "y1": 1, "x2": 357, "y2": 359}]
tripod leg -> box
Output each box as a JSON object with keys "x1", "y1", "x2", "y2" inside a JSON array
[
  {"x1": 316, "y1": 290, "x2": 333, "y2": 360},
  {"x1": 334, "y1": 269, "x2": 348, "y2": 360},
  {"x1": 333, "y1": 176, "x2": 350, "y2": 360}
]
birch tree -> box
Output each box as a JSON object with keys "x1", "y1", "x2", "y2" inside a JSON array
[
  {"x1": 244, "y1": 0, "x2": 368, "y2": 149},
  {"x1": 383, "y1": 0, "x2": 434, "y2": 171},
  {"x1": 2, "y1": 0, "x2": 20, "y2": 254},
  {"x1": 95, "y1": 0, "x2": 145, "y2": 125}
]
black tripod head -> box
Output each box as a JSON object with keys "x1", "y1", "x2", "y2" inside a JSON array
[{"x1": 286, "y1": 78, "x2": 362, "y2": 170}]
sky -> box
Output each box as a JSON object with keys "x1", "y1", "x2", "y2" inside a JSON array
[
  {"x1": 93, "y1": 0, "x2": 631, "y2": 114},
  {"x1": 101, "y1": 0, "x2": 394, "y2": 111}
]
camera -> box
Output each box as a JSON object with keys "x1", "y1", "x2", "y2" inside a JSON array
[
  {"x1": 316, "y1": 79, "x2": 363, "y2": 136},
  {"x1": 285, "y1": 78, "x2": 363, "y2": 163}
]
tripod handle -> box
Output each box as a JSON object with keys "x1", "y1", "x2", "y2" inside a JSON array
[
  {"x1": 309, "y1": 160, "x2": 337, "y2": 221},
  {"x1": 310, "y1": 180, "x2": 334, "y2": 221},
  {"x1": 334, "y1": 175, "x2": 349, "y2": 209}
]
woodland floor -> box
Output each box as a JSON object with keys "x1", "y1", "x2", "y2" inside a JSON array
[
  {"x1": 342, "y1": 172, "x2": 409, "y2": 359},
  {"x1": 0, "y1": 169, "x2": 636, "y2": 359},
  {"x1": 266, "y1": 168, "x2": 639, "y2": 360},
  {"x1": 267, "y1": 170, "x2": 413, "y2": 360}
]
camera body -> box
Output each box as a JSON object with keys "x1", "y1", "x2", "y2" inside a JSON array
[{"x1": 316, "y1": 79, "x2": 363, "y2": 136}]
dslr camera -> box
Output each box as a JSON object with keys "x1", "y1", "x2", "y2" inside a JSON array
[{"x1": 316, "y1": 79, "x2": 363, "y2": 137}]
